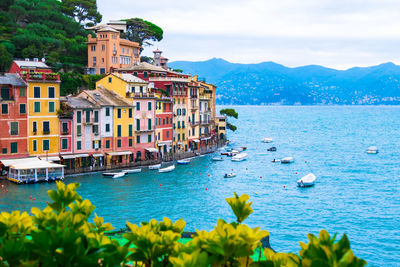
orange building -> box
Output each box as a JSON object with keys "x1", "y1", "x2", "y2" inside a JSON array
[{"x1": 86, "y1": 27, "x2": 141, "y2": 75}]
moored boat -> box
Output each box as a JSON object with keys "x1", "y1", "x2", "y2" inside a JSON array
[
  {"x1": 123, "y1": 168, "x2": 141, "y2": 174},
  {"x1": 159, "y1": 165, "x2": 175, "y2": 173},
  {"x1": 231, "y1": 153, "x2": 248, "y2": 162},
  {"x1": 177, "y1": 159, "x2": 190, "y2": 165},
  {"x1": 224, "y1": 173, "x2": 236, "y2": 178},
  {"x1": 103, "y1": 172, "x2": 126, "y2": 177},
  {"x1": 149, "y1": 164, "x2": 161, "y2": 170},
  {"x1": 281, "y1": 157, "x2": 294, "y2": 164},
  {"x1": 212, "y1": 156, "x2": 224, "y2": 161},
  {"x1": 112, "y1": 172, "x2": 126, "y2": 179},
  {"x1": 297, "y1": 173, "x2": 316, "y2": 187},
  {"x1": 366, "y1": 146, "x2": 378, "y2": 154},
  {"x1": 263, "y1": 137, "x2": 273, "y2": 143},
  {"x1": 267, "y1": 146, "x2": 277, "y2": 152}
]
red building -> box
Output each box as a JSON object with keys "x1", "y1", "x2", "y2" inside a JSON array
[
  {"x1": 8, "y1": 59, "x2": 52, "y2": 75},
  {"x1": 0, "y1": 74, "x2": 28, "y2": 159},
  {"x1": 155, "y1": 96, "x2": 173, "y2": 157}
]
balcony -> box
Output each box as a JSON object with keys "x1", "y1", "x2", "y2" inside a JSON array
[
  {"x1": 22, "y1": 72, "x2": 60, "y2": 81},
  {"x1": 130, "y1": 92, "x2": 155, "y2": 98},
  {"x1": 43, "y1": 130, "x2": 50, "y2": 135},
  {"x1": 135, "y1": 127, "x2": 155, "y2": 133},
  {"x1": 62, "y1": 130, "x2": 70, "y2": 135},
  {"x1": 199, "y1": 94, "x2": 209, "y2": 100},
  {"x1": 190, "y1": 121, "x2": 199, "y2": 126},
  {"x1": 200, "y1": 121, "x2": 210, "y2": 125}
]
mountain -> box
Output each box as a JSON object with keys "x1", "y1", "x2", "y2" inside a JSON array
[{"x1": 169, "y1": 58, "x2": 400, "y2": 105}]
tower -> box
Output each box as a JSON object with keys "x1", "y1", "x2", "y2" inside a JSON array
[{"x1": 153, "y1": 49, "x2": 162, "y2": 67}]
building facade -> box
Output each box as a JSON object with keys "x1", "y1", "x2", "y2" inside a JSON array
[{"x1": 155, "y1": 95, "x2": 173, "y2": 157}]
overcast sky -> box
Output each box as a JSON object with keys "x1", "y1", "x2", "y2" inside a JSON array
[{"x1": 97, "y1": 0, "x2": 400, "y2": 69}]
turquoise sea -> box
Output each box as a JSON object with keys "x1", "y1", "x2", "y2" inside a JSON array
[{"x1": 1, "y1": 106, "x2": 399, "y2": 266}]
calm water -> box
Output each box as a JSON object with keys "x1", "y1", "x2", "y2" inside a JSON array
[{"x1": 1, "y1": 106, "x2": 399, "y2": 266}]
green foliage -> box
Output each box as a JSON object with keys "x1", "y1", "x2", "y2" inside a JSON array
[
  {"x1": 0, "y1": 184, "x2": 366, "y2": 267},
  {"x1": 1, "y1": 0, "x2": 92, "y2": 72},
  {"x1": 61, "y1": 0, "x2": 102, "y2": 26},
  {"x1": 220, "y1": 108, "x2": 239, "y2": 119},
  {"x1": 227, "y1": 121, "x2": 238, "y2": 132},
  {"x1": 0, "y1": 44, "x2": 12, "y2": 72},
  {"x1": 124, "y1": 18, "x2": 163, "y2": 46},
  {"x1": 173, "y1": 68, "x2": 183, "y2": 73},
  {"x1": 140, "y1": 55, "x2": 153, "y2": 64},
  {"x1": 60, "y1": 73, "x2": 104, "y2": 96}
]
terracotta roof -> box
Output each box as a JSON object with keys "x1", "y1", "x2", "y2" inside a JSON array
[
  {"x1": 0, "y1": 73, "x2": 27, "y2": 87},
  {"x1": 84, "y1": 87, "x2": 132, "y2": 107},
  {"x1": 97, "y1": 26, "x2": 119, "y2": 33},
  {"x1": 117, "y1": 62, "x2": 167, "y2": 72}
]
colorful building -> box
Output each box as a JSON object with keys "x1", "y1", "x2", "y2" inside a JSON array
[
  {"x1": 86, "y1": 27, "x2": 141, "y2": 75},
  {"x1": 0, "y1": 74, "x2": 28, "y2": 159},
  {"x1": 155, "y1": 94, "x2": 173, "y2": 157},
  {"x1": 215, "y1": 115, "x2": 227, "y2": 142},
  {"x1": 9, "y1": 59, "x2": 52, "y2": 75},
  {"x1": 188, "y1": 78, "x2": 201, "y2": 152},
  {"x1": 58, "y1": 100, "x2": 73, "y2": 155}
]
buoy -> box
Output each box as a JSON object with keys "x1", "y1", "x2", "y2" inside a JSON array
[
  {"x1": 33, "y1": 198, "x2": 35, "y2": 200},
  {"x1": 6, "y1": 190, "x2": 8, "y2": 192},
  {"x1": 205, "y1": 188, "x2": 207, "y2": 190},
  {"x1": 283, "y1": 185, "x2": 286, "y2": 188},
  {"x1": 152, "y1": 179, "x2": 154, "y2": 181},
  {"x1": 260, "y1": 176, "x2": 262, "y2": 178},
  {"x1": 189, "y1": 172, "x2": 192, "y2": 175},
  {"x1": 255, "y1": 192, "x2": 258, "y2": 195},
  {"x1": 205, "y1": 166, "x2": 207, "y2": 168},
  {"x1": 208, "y1": 174, "x2": 210, "y2": 177},
  {"x1": 295, "y1": 172, "x2": 298, "y2": 174},
  {"x1": 30, "y1": 196, "x2": 32, "y2": 199},
  {"x1": 160, "y1": 184, "x2": 162, "y2": 186},
  {"x1": 46, "y1": 201, "x2": 49, "y2": 204},
  {"x1": 126, "y1": 179, "x2": 128, "y2": 181},
  {"x1": 232, "y1": 169, "x2": 234, "y2": 171},
  {"x1": 200, "y1": 172, "x2": 202, "y2": 175}
]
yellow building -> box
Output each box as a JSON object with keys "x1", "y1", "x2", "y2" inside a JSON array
[
  {"x1": 215, "y1": 115, "x2": 226, "y2": 143},
  {"x1": 188, "y1": 77, "x2": 201, "y2": 151},
  {"x1": 26, "y1": 73, "x2": 60, "y2": 156}
]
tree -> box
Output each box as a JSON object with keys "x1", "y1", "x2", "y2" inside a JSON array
[
  {"x1": 61, "y1": 0, "x2": 102, "y2": 26},
  {"x1": 0, "y1": 44, "x2": 12, "y2": 72},
  {"x1": 140, "y1": 55, "x2": 153, "y2": 64},
  {"x1": 220, "y1": 108, "x2": 238, "y2": 131},
  {"x1": 124, "y1": 18, "x2": 163, "y2": 47}
]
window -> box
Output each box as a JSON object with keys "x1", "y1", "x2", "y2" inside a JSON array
[
  {"x1": 77, "y1": 141, "x2": 81, "y2": 150},
  {"x1": 62, "y1": 139, "x2": 68, "y2": 149},
  {"x1": 10, "y1": 122, "x2": 18, "y2": 135},
  {"x1": 1, "y1": 104, "x2": 8, "y2": 114},
  {"x1": 49, "y1": 102, "x2": 55, "y2": 112},
  {"x1": 143, "y1": 72, "x2": 148, "y2": 78},
  {"x1": 182, "y1": 98, "x2": 185, "y2": 104},
  {"x1": 106, "y1": 107, "x2": 110, "y2": 116},
  {"x1": 148, "y1": 119, "x2": 152, "y2": 130},
  {"x1": 129, "y1": 124, "x2": 133, "y2": 136},
  {"x1": 129, "y1": 138, "x2": 133, "y2": 147},
  {"x1": 117, "y1": 108, "x2": 121, "y2": 118},
  {"x1": 106, "y1": 140, "x2": 110, "y2": 148},
  {"x1": 93, "y1": 125, "x2": 98, "y2": 135},
  {"x1": 98, "y1": 140, "x2": 101, "y2": 149},
  {"x1": 182, "y1": 121, "x2": 185, "y2": 129},
  {"x1": 1, "y1": 87, "x2": 10, "y2": 100},
  {"x1": 148, "y1": 134, "x2": 151, "y2": 143},
  {"x1": 62, "y1": 122, "x2": 68, "y2": 133},
  {"x1": 105, "y1": 124, "x2": 110, "y2": 132},
  {"x1": 133, "y1": 72, "x2": 137, "y2": 77},
  {"x1": 192, "y1": 128, "x2": 195, "y2": 136},
  {"x1": 20, "y1": 87, "x2": 25, "y2": 97},
  {"x1": 158, "y1": 132, "x2": 160, "y2": 140},
  {"x1": 77, "y1": 111, "x2": 81, "y2": 123},
  {"x1": 182, "y1": 134, "x2": 185, "y2": 140},
  {"x1": 163, "y1": 118, "x2": 165, "y2": 125},
  {"x1": 122, "y1": 48, "x2": 125, "y2": 54},
  {"x1": 148, "y1": 102, "x2": 152, "y2": 110},
  {"x1": 34, "y1": 102, "x2": 40, "y2": 112},
  {"x1": 43, "y1": 140, "x2": 50, "y2": 151},
  {"x1": 34, "y1": 87, "x2": 40, "y2": 98},
  {"x1": 77, "y1": 125, "x2": 81, "y2": 136},
  {"x1": 19, "y1": 104, "x2": 26, "y2": 114},
  {"x1": 108, "y1": 77, "x2": 112, "y2": 83},
  {"x1": 136, "y1": 119, "x2": 140, "y2": 130},
  {"x1": 43, "y1": 121, "x2": 50, "y2": 134},
  {"x1": 182, "y1": 109, "x2": 186, "y2": 116},
  {"x1": 117, "y1": 125, "x2": 121, "y2": 137},
  {"x1": 166, "y1": 131, "x2": 169, "y2": 138},
  {"x1": 101, "y1": 44, "x2": 105, "y2": 51},
  {"x1": 93, "y1": 57, "x2": 96, "y2": 66},
  {"x1": 178, "y1": 98, "x2": 180, "y2": 104},
  {"x1": 136, "y1": 136, "x2": 140, "y2": 144},
  {"x1": 178, "y1": 134, "x2": 180, "y2": 141},
  {"x1": 117, "y1": 139, "x2": 121, "y2": 147},
  {"x1": 48, "y1": 87, "x2": 55, "y2": 98},
  {"x1": 86, "y1": 110, "x2": 90, "y2": 123},
  {"x1": 33, "y1": 121, "x2": 37, "y2": 133},
  {"x1": 94, "y1": 111, "x2": 98, "y2": 122},
  {"x1": 136, "y1": 102, "x2": 140, "y2": 110},
  {"x1": 178, "y1": 121, "x2": 181, "y2": 129},
  {"x1": 32, "y1": 140, "x2": 37, "y2": 152},
  {"x1": 129, "y1": 108, "x2": 132, "y2": 118},
  {"x1": 10, "y1": 142, "x2": 17, "y2": 153},
  {"x1": 100, "y1": 68, "x2": 105, "y2": 74},
  {"x1": 158, "y1": 118, "x2": 161, "y2": 125}
]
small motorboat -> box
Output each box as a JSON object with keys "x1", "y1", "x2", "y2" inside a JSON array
[
  {"x1": 177, "y1": 159, "x2": 190, "y2": 165},
  {"x1": 149, "y1": 164, "x2": 161, "y2": 170},
  {"x1": 231, "y1": 153, "x2": 248, "y2": 162},
  {"x1": 212, "y1": 156, "x2": 224, "y2": 161},
  {"x1": 267, "y1": 146, "x2": 277, "y2": 152},
  {"x1": 112, "y1": 172, "x2": 126, "y2": 179},
  {"x1": 366, "y1": 146, "x2": 378, "y2": 154},
  {"x1": 241, "y1": 147, "x2": 247, "y2": 150},
  {"x1": 263, "y1": 137, "x2": 273, "y2": 143},
  {"x1": 272, "y1": 159, "x2": 281, "y2": 163},
  {"x1": 236, "y1": 147, "x2": 244, "y2": 152},
  {"x1": 281, "y1": 157, "x2": 294, "y2": 164},
  {"x1": 297, "y1": 173, "x2": 316, "y2": 187},
  {"x1": 221, "y1": 152, "x2": 229, "y2": 156},
  {"x1": 103, "y1": 172, "x2": 126, "y2": 177},
  {"x1": 124, "y1": 168, "x2": 141, "y2": 174},
  {"x1": 159, "y1": 165, "x2": 175, "y2": 173},
  {"x1": 224, "y1": 173, "x2": 236, "y2": 178},
  {"x1": 225, "y1": 148, "x2": 233, "y2": 152}
]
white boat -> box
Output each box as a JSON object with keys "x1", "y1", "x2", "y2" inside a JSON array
[
  {"x1": 123, "y1": 168, "x2": 141, "y2": 174},
  {"x1": 177, "y1": 159, "x2": 190, "y2": 165},
  {"x1": 212, "y1": 156, "x2": 224, "y2": 161},
  {"x1": 103, "y1": 172, "x2": 126, "y2": 177},
  {"x1": 366, "y1": 146, "x2": 378, "y2": 154},
  {"x1": 263, "y1": 137, "x2": 273, "y2": 143},
  {"x1": 149, "y1": 164, "x2": 161, "y2": 170},
  {"x1": 224, "y1": 173, "x2": 236, "y2": 178},
  {"x1": 159, "y1": 165, "x2": 175, "y2": 173},
  {"x1": 231, "y1": 153, "x2": 248, "y2": 162},
  {"x1": 112, "y1": 172, "x2": 126, "y2": 179},
  {"x1": 281, "y1": 157, "x2": 294, "y2": 164},
  {"x1": 236, "y1": 147, "x2": 244, "y2": 152},
  {"x1": 297, "y1": 173, "x2": 316, "y2": 187}
]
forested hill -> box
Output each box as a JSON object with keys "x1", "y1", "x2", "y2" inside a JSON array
[{"x1": 170, "y1": 58, "x2": 400, "y2": 105}]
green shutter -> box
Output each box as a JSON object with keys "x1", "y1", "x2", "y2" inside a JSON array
[
  {"x1": 32, "y1": 140, "x2": 37, "y2": 152},
  {"x1": 19, "y1": 104, "x2": 26, "y2": 114},
  {"x1": 34, "y1": 102, "x2": 40, "y2": 112},
  {"x1": 49, "y1": 102, "x2": 55, "y2": 112},
  {"x1": 43, "y1": 140, "x2": 49, "y2": 151},
  {"x1": 136, "y1": 136, "x2": 140, "y2": 144},
  {"x1": 129, "y1": 124, "x2": 132, "y2": 136},
  {"x1": 62, "y1": 139, "x2": 68, "y2": 149},
  {"x1": 10, "y1": 142, "x2": 17, "y2": 153}
]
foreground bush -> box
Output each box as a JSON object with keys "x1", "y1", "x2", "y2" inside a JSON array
[{"x1": 0, "y1": 182, "x2": 367, "y2": 266}]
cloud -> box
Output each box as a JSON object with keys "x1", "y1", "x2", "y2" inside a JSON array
[{"x1": 97, "y1": 0, "x2": 400, "y2": 69}]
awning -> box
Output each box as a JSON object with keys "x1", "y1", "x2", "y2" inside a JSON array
[
  {"x1": 201, "y1": 137, "x2": 211, "y2": 141},
  {"x1": 44, "y1": 156, "x2": 61, "y2": 162},
  {"x1": 107, "y1": 151, "x2": 133, "y2": 156},
  {"x1": 1, "y1": 157, "x2": 40, "y2": 167},
  {"x1": 61, "y1": 154, "x2": 90, "y2": 159},
  {"x1": 177, "y1": 142, "x2": 183, "y2": 145},
  {"x1": 157, "y1": 143, "x2": 165, "y2": 146},
  {"x1": 145, "y1": 148, "x2": 158, "y2": 153},
  {"x1": 9, "y1": 158, "x2": 64, "y2": 170},
  {"x1": 192, "y1": 139, "x2": 200, "y2": 143},
  {"x1": 92, "y1": 153, "x2": 104, "y2": 157}
]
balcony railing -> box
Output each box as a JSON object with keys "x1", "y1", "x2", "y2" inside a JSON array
[
  {"x1": 43, "y1": 130, "x2": 50, "y2": 134},
  {"x1": 135, "y1": 127, "x2": 155, "y2": 132},
  {"x1": 190, "y1": 121, "x2": 199, "y2": 126},
  {"x1": 127, "y1": 92, "x2": 155, "y2": 98},
  {"x1": 200, "y1": 121, "x2": 210, "y2": 125},
  {"x1": 22, "y1": 72, "x2": 60, "y2": 81},
  {"x1": 62, "y1": 130, "x2": 69, "y2": 135}
]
